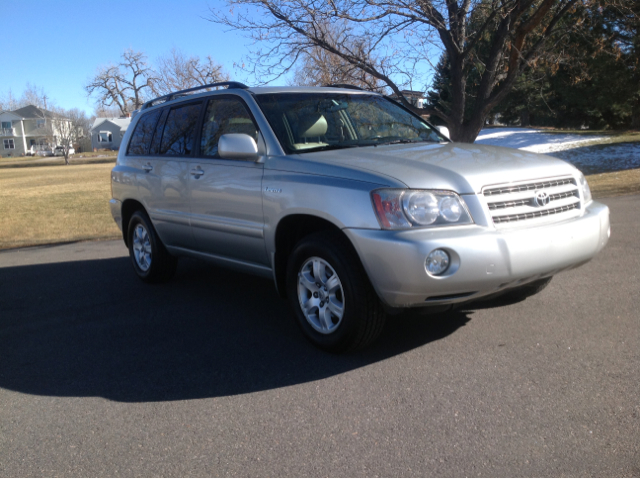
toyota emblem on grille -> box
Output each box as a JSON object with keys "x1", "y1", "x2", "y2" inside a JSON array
[{"x1": 534, "y1": 191, "x2": 551, "y2": 207}]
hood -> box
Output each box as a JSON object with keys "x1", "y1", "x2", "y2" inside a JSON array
[{"x1": 280, "y1": 142, "x2": 578, "y2": 194}]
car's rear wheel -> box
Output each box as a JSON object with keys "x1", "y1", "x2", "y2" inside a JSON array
[
  {"x1": 286, "y1": 231, "x2": 386, "y2": 352},
  {"x1": 127, "y1": 210, "x2": 177, "y2": 283}
]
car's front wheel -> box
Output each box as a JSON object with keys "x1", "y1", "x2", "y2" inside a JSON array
[
  {"x1": 127, "y1": 210, "x2": 177, "y2": 283},
  {"x1": 286, "y1": 231, "x2": 386, "y2": 352}
]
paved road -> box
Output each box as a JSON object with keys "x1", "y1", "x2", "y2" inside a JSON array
[{"x1": 1, "y1": 195, "x2": 638, "y2": 476}]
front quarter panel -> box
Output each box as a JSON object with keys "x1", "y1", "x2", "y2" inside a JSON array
[{"x1": 262, "y1": 170, "x2": 387, "y2": 254}]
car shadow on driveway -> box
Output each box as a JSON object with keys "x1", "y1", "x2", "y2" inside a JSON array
[{"x1": 0, "y1": 256, "x2": 471, "y2": 402}]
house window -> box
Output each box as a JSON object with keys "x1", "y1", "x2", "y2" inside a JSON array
[
  {"x1": 98, "y1": 131, "x2": 113, "y2": 143},
  {"x1": 3, "y1": 139, "x2": 15, "y2": 149},
  {"x1": 37, "y1": 119, "x2": 46, "y2": 129},
  {"x1": 1, "y1": 121, "x2": 11, "y2": 129}
]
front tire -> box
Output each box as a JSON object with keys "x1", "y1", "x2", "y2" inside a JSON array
[
  {"x1": 286, "y1": 231, "x2": 386, "y2": 352},
  {"x1": 127, "y1": 210, "x2": 177, "y2": 283}
]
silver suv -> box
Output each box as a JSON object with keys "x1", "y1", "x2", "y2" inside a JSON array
[{"x1": 110, "y1": 82, "x2": 610, "y2": 351}]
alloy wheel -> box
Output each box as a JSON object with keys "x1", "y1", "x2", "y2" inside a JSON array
[
  {"x1": 132, "y1": 224, "x2": 152, "y2": 272},
  {"x1": 297, "y1": 256, "x2": 345, "y2": 334}
]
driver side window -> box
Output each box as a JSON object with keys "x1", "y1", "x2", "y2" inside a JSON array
[{"x1": 200, "y1": 98, "x2": 258, "y2": 158}]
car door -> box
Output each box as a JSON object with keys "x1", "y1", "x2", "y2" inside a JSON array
[
  {"x1": 131, "y1": 103, "x2": 201, "y2": 250},
  {"x1": 188, "y1": 95, "x2": 268, "y2": 267}
]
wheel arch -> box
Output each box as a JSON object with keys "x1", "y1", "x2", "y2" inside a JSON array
[
  {"x1": 121, "y1": 199, "x2": 147, "y2": 247},
  {"x1": 273, "y1": 214, "x2": 360, "y2": 299}
]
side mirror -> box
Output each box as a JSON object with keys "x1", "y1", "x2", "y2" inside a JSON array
[
  {"x1": 436, "y1": 126, "x2": 451, "y2": 140},
  {"x1": 218, "y1": 133, "x2": 259, "y2": 160}
]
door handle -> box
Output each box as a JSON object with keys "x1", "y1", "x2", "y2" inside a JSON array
[
  {"x1": 143, "y1": 163, "x2": 153, "y2": 173},
  {"x1": 190, "y1": 167, "x2": 205, "y2": 177}
]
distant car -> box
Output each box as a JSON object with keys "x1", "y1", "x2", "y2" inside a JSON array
[{"x1": 54, "y1": 146, "x2": 75, "y2": 156}]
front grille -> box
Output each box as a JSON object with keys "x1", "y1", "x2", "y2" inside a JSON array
[
  {"x1": 483, "y1": 176, "x2": 581, "y2": 227},
  {"x1": 484, "y1": 178, "x2": 575, "y2": 196}
]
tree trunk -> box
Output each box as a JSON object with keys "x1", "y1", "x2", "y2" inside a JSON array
[
  {"x1": 450, "y1": 115, "x2": 487, "y2": 143},
  {"x1": 520, "y1": 110, "x2": 531, "y2": 127}
]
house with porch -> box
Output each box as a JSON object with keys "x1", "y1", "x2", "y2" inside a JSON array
[{"x1": 0, "y1": 105, "x2": 72, "y2": 157}]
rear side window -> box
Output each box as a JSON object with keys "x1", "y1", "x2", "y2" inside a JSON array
[
  {"x1": 149, "y1": 108, "x2": 170, "y2": 155},
  {"x1": 200, "y1": 98, "x2": 258, "y2": 158},
  {"x1": 127, "y1": 110, "x2": 161, "y2": 155},
  {"x1": 159, "y1": 103, "x2": 203, "y2": 156}
]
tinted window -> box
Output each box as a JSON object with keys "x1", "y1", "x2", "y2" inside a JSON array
[
  {"x1": 200, "y1": 98, "x2": 258, "y2": 158},
  {"x1": 127, "y1": 110, "x2": 161, "y2": 155},
  {"x1": 159, "y1": 103, "x2": 203, "y2": 156},
  {"x1": 149, "y1": 108, "x2": 170, "y2": 155}
]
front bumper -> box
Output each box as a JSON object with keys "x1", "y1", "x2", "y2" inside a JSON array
[{"x1": 345, "y1": 201, "x2": 610, "y2": 309}]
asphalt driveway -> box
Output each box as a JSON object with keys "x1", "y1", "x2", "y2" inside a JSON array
[{"x1": 0, "y1": 195, "x2": 638, "y2": 476}]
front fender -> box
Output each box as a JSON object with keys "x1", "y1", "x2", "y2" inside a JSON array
[{"x1": 262, "y1": 171, "x2": 387, "y2": 255}]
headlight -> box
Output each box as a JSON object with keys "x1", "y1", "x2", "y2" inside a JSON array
[
  {"x1": 577, "y1": 172, "x2": 592, "y2": 204},
  {"x1": 371, "y1": 189, "x2": 473, "y2": 229}
]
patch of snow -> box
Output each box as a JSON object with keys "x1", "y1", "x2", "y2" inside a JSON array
[
  {"x1": 475, "y1": 127, "x2": 640, "y2": 174},
  {"x1": 475, "y1": 128, "x2": 605, "y2": 153},
  {"x1": 552, "y1": 143, "x2": 640, "y2": 175}
]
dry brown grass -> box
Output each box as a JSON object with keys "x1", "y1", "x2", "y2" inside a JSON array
[
  {"x1": 0, "y1": 163, "x2": 120, "y2": 249},
  {"x1": 587, "y1": 168, "x2": 640, "y2": 198},
  {"x1": 0, "y1": 155, "x2": 117, "y2": 169},
  {"x1": 0, "y1": 162, "x2": 637, "y2": 251}
]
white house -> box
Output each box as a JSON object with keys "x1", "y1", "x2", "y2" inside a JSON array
[
  {"x1": 0, "y1": 105, "x2": 72, "y2": 157},
  {"x1": 389, "y1": 90, "x2": 428, "y2": 109},
  {"x1": 90, "y1": 117, "x2": 131, "y2": 151}
]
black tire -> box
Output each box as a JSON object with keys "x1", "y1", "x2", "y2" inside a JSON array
[
  {"x1": 501, "y1": 277, "x2": 553, "y2": 301},
  {"x1": 127, "y1": 210, "x2": 177, "y2": 283},
  {"x1": 286, "y1": 231, "x2": 386, "y2": 352}
]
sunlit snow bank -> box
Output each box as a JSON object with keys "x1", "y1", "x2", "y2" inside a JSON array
[
  {"x1": 475, "y1": 128, "x2": 640, "y2": 174},
  {"x1": 475, "y1": 128, "x2": 605, "y2": 154}
]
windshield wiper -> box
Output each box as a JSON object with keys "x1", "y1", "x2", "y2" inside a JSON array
[
  {"x1": 297, "y1": 144, "x2": 360, "y2": 153},
  {"x1": 373, "y1": 138, "x2": 430, "y2": 146}
]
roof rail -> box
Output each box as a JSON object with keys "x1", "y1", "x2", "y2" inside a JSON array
[
  {"x1": 141, "y1": 81, "x2": 250, "y2": 110},
  {"x1": 323, "y1": 83, "x2": 368, "y2": 91}
]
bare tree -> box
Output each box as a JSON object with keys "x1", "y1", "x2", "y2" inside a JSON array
[
  {"x1": 0, "y1": 83, "x2": 53, "y2": 111},
  {"x1": 50, "y1": 108, "x2": 89, "y2": 165},
  {"x1": 209, "y1": 0, "x2": 588, "y2": 142},
  {"x1": 20, "y1": 83, "x2": 53, "y2": 109},
  {"x1": 290, "y1": 22, "x2": 386, "y2": 91},
  {"x1": 0, "y1": 89, "x2": 18, "y2": 111},
  {"x1": 93, "y1": 105, "x2": 124, "y2": 118},
  {"x1": 154, "y1": 48, "x2": 230, "y2": 95},
  {"x1": 85, "y1": 49, "x2": 157, "y2": 116}
]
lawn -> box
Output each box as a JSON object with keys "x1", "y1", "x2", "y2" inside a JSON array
[
  {"x1": 0, "y1": 153, "x2": 117, "y2": 169},
  {"x1": 0, "y1": 163, "x2": 121, "y2": 250},
  {"x1": 0, "y1": 152, "x2": 638, "y2": 250},
  {"x1": 585, "y1": 168, "x2": 640, "y2": 198}
]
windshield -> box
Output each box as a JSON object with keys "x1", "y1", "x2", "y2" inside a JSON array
[{"x1": 255, "y1": 92, "x2": 444, "y2": 154}]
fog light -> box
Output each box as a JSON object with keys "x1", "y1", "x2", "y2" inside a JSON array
[{"x1": 426, "y1": 249, "x2": 450, "y2": 276}]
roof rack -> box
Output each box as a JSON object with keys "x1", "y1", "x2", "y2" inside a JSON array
[
  {"x1": 323, "y1": 83, "x2": 368, "y2": 91},
  {"x1": 140, "y1": 81, "x2": 250, "y2": 110}
]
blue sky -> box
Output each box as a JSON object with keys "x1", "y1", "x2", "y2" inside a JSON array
[{"x1": 3, "y1": 0, "x2": 255, "y2": 114}]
